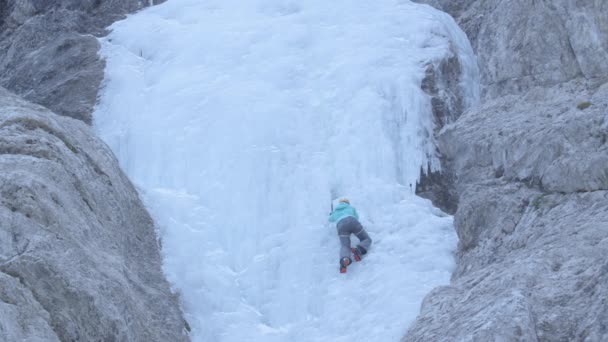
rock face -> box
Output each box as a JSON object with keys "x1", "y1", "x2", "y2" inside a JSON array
[
  {"x1": 418, "y1": 0, "x2": 608, "y2": 100},
  {"x1": 0, "y1": 0, "x2": 164, "y2": 123},
  {"x1": 0, "y1": 1, "x2": 189, "y2": 340},
  {"x1": 406, "y1": 81, "x2": 608, "y2": 341},
  {"x1": 0, "y1": 87, "x2": 188, "y2": 341},
  {"x1": 407, "y1": 1, "x2": 608, "y2": 341}
]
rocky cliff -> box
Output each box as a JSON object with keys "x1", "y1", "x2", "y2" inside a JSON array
[
  {"x1": 0, "y1": 0, "x2": 164, "y2": 123},
  {"x1": 407, "y1": 1, "x2": 608, "y2": 340},
  {"x1": 0, "y1": 87, "x2": 188, "y2": 341},
  {"x1": 418, "y1": 0, "x2": 608, "y2": 100},
  {"x1": 0, "y1": 1, "x2": 189, "y2": 341}
]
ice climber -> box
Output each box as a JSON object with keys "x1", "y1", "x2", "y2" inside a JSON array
[{"x1": 329, "y1": 198, "x2": 372, "y2": 273}]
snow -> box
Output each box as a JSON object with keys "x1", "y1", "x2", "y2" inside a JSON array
[{"x1": 94, "y1": 0, "x2": 477, "y2": 341}]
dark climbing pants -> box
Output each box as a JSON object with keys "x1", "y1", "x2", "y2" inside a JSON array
[{"x1": 336, "y1": 216, "x2": 372, "y2": 261}]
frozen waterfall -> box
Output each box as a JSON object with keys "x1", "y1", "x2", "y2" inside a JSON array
[{"x1": 94, "y1": 0, "x2": 478, "y2": 340}]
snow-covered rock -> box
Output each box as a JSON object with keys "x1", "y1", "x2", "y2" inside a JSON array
[{"x1": 0, "y1": 87, "x2": 188, "y2": 341}]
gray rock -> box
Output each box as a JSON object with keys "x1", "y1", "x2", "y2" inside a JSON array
[
  {"x1": 0, "y1": 272, "x2": 59, "y2": 341},
  {"x1": 0, "y1": 87, "x2": 188, "y2": 341},
  {"x1": 406, "y1": 188, "x2": 608, "y2": 341},
  {"x1": 440, "y1": 80, "x2": 608, "y2": 194},
  {"x1": 0, "y1": 0, "x2": 165, "y2": 123},
  {"x1": 406, "y1": 63, "x2": 608, "y2": 342},
  {"x1": 416, "y1": 0, "x2": 608, "y2": 100},
  {"x1": 406, "y1": 1, "x2": 608, "y2": 340}
]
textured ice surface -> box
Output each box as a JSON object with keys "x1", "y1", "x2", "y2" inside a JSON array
[{"x1": 94, "y1": 1, "x2": 475, "y2": 341}]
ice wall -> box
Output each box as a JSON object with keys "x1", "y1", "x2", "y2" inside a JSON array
[{"x1": 94, "y1": 1, "x2": 477, "y2": 341}]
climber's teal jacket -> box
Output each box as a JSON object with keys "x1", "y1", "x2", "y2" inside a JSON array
[{"x1": 329, "y1": 203, "x2": 359, "y2": 224}]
